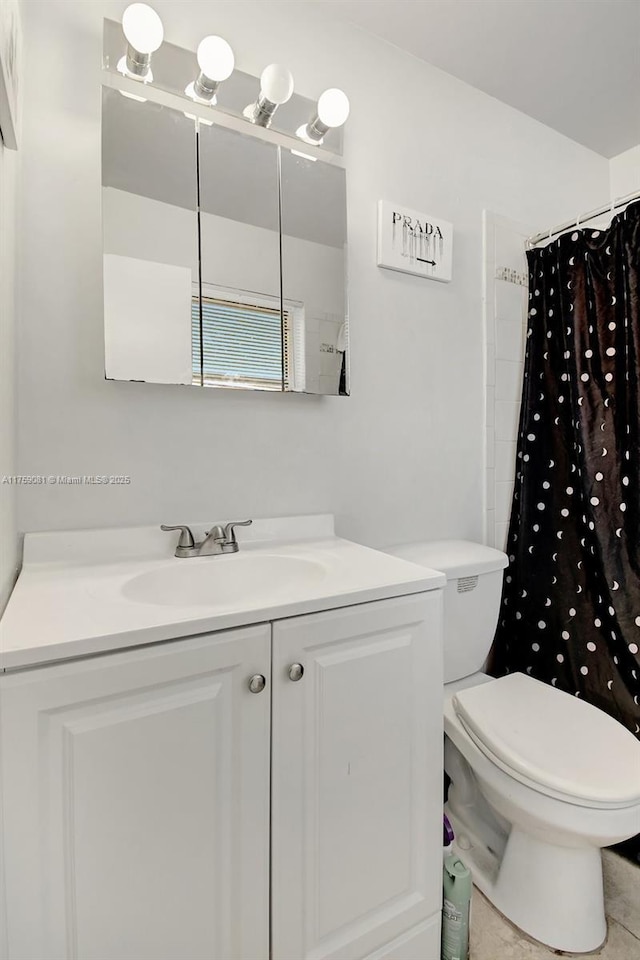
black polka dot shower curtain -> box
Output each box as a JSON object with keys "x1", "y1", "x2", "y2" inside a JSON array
[{"x1": 488, "y1": 200, "x2": 640, "y2": 855}]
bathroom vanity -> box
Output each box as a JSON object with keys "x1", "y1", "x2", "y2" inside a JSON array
[{"x1": 0, "y1": 516, "x2": 445, "y2": 960}]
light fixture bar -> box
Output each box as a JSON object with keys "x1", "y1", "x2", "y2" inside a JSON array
[{"x1": 102, "y1": 68, "x2": 346, "y2": 167}]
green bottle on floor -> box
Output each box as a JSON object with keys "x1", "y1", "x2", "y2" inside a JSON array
[{"x1": 442, "y1": 854, "x2": 472, "y2": 960}]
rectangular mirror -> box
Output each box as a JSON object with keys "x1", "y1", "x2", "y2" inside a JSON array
[
  {"x1": 196, "y1": 124, "x2": 284, "y2": 390},
  {"x1": 102, "y1": 87, "x2": 198, "y2": 385},
  {"x1": 102, "y1": 85, "x2": 349, "y2": 395},
  {"x1": 280, "y1": 150, "x2": 349, "y2": 395}
]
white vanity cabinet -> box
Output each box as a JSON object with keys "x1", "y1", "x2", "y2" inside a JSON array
[
  {"x1": 272, "y1": 593, "x2": 443, "y2": 960},
  {"x1": 0, "y1": 594, "x2": 442, "y2": 960},
  {"x1": 0, "y1": 625, "x2": 272, "y2": 960}
]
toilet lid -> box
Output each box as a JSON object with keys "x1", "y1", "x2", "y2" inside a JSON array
[{"x1": 452, "y1": 673, "x2": 640, "y2": 807}]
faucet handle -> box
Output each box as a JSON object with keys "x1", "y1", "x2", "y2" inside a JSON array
[
  {"x1": 223, "y1": 519, "x2": 253, "y2": 544},
  {"x1": 160, "y1": 524, "x2": 195, "y2": 548}
]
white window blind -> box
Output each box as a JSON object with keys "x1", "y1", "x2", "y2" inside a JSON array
[{"x1": 192, "y1": 295, "x2": 291, "y2": 390}]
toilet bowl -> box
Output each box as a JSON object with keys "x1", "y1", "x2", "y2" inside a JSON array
[
  {"x1": 445, "y1": 671, "x2": 640, "y2": 953},
  {"x1": 385, "y1": 540, "x2": 640, "y2": 954}
]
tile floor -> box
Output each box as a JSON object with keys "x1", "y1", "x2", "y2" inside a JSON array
[{"x1": 470, "y1": 850, "x2": 640, "y2": 959}]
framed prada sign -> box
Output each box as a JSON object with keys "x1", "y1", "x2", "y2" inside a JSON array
[{"x1": 377, "y1": 201, "x2": 453, "y2": 282}]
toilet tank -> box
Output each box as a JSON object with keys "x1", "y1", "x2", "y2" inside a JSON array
[{"x1": 385, "y1": 540, "x2": 508, "y2": 683}]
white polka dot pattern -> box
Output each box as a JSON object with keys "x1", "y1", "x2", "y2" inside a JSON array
[{"x1": 490, "y1": 201, "x2": 640, "y2": 772}]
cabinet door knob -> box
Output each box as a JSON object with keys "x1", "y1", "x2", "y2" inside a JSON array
[
  {"x1": 248, "y1": 674, "x2": 266, "y2": 694},
  {"x1": 288, "y1": 663, "x2": 304, "y2": 682}
]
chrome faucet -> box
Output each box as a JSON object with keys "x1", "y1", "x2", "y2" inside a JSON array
[{"x1": 161, "y1": 520, "x2": 252, "y2": 558}]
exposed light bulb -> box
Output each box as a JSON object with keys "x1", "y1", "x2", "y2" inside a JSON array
[
  {"x1": 122, "y1": 3, "x2": 164, "y2": 54},
  {"x1": 243, "y1": 64, "x2": 295, "y2": 127},
  {"x1": 259, "y1": 64, "x2": 294, "y2": 105},
  {"x1": 296, "y1": 87, "x2": 350, "y2": 145},
  {"x1": 186, "y1": 35, "x2": 235, "y2": 104},
  {"x1": 197, "y1": 36, "x2": 235, "y2": 82},
  {"x1": 121, "y1": 3, "x2": 163, "y2": 80},
  {"x1": 317, "y1": 88, "x2": 350, "y2": 128}
]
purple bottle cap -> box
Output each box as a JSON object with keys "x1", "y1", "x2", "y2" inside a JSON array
[{"x1": 443, "y1": 814, "x2": 455, "y2": 846}]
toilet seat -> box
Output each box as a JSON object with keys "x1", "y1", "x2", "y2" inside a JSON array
[{"x1": 452, "y1": 672, "x2": 640, "y2": 809}]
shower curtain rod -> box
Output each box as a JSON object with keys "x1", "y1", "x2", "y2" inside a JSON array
[{"x1": 527, "y1": 188, "x2": 640, "y2": 248}]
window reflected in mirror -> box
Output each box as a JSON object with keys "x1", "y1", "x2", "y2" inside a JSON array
[{"x1": 192, "y1": 290, "x2": 293, "y2": 391}]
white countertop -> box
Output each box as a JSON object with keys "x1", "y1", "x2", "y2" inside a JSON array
[{"x1": 0, "y1": 515, "x2": 445, "y2": 670}]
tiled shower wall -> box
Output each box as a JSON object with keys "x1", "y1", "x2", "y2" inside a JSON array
[{"x1": 483, "y1": 212, "x2": 531, "y2": 550}]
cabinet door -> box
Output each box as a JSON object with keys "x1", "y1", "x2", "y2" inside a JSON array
[
  {"x1": 271, "y1": 593, "x2": 443, "y2": 960},
  {"x1": 0, "y1": 626, "x2": 271, "y2": 960}
]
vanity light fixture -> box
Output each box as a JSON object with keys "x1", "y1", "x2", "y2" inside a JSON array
[
  {"x1": 118, "y1": 2, "x2": 164, "y2": 82},
  {"x1": 243, "y1": 63, "x2": 294, "y2": 127},
  {"x1": 185, "y1": 36, "x2": 235, "y2": 104},
  {"x1": 290, "y1": 148, "x2": 317, "y2": 162},
  {"x1": 119, "y1": 89, "x2": 149, "y2": 103},
  {"x1": 296, "y1": 88, "x2": 350, "y2": 145},
  {"x1": 183, "y1": 112, "x2": 215, "y2": 126}
]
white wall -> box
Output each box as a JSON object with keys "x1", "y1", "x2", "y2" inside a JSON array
[
  {"x1": 483, "y1": 213, "x2": 530, "y2": 552},
  {"x1": 0, "y1": 135, "x2": 20, "y2": 610},
  {"x1": 609, "y1": 145, "x2": 640, "y2": 199},
  {"x1": 16, "y1": 0, "x2": 610, "y2": 548}
]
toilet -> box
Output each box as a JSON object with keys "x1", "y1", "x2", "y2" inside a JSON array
[{"x1": 386, "y1": 539, "x2": 640, "y2": 954}]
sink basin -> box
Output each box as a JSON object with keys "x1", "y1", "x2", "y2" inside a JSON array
[{"x1": 121, "y1": 553, "x2": 327, "y2": 608}]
